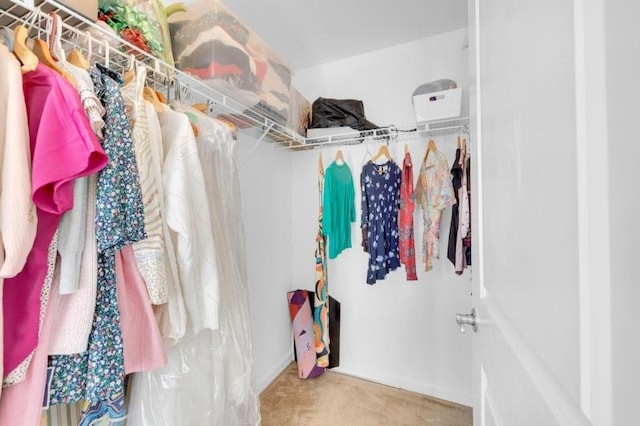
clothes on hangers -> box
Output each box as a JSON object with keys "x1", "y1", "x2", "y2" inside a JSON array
[
  {"x1": 447, "y1": 141, "x2": 471, "y2": 274},
  {"x1": 360, "y1": 160, "x2": 402, "y2": 284},
  {"x1": 456, "y1": 147, "x2": 470, "y2": 274},
  {"x1": 47, "y1": 64, "x2": 146, "y2": 423},
  {"x1": 415, "y1": 149, "x2": 456, "y2": 272},
  {"x1": 323, "y1": 161, "x2": 356, "y2": 259},
  {"x1": 447, "y1": 145, "x2": 463, "y2": 268},
  {"x1": 127, "y1": 105, "x2": 260, "y2": 426},
  {"x1": 158, "y1": 103, "x2": 220, "y2": 334},
  {"x1": 399, "y1": 151, "x2": 418, "y2": 281},
  {"x1": 47, "y1": 175, "x2": 98, "y2": 355},
  {"x1": 3, "y1": 61, "x2": 107, "y2": 385},
  {"x1": 0, "y1": 8, "x2": 257, "y2": 424},
  {"x1": 122, "y1": 63, "x2": 170, "y2": 305}
]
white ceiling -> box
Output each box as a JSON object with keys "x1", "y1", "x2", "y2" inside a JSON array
[{"x1": 220, "y1": 0, "x2": 468, "y2": 71}]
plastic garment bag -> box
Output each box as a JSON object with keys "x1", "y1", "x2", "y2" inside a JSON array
[{"x1": 126, "y1": 105, "x2": 260, "y2": 425}]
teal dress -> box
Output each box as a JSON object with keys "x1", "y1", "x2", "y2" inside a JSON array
[
  {"x1": 322, "y1": 161, "x2": 355, "y2": 259},
  {"x1": 48, "y1": 64, "x2": 146, "y2": 420}
]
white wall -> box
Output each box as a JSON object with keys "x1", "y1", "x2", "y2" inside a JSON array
[
  {"x1": 237, "y1": 134, "x2": 294, "y2": 392},
  {"x1": 291, "y1": 28, "x2": 472, "y2": 405}
]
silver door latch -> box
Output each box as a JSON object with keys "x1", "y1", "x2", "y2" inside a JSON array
[{"x1": 456, "y1": 308, "x2": 478, "y2": 334}]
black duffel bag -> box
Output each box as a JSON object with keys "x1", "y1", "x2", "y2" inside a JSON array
[{"x1": 310, "y1": 97, "x2": 378, "y2": 131}]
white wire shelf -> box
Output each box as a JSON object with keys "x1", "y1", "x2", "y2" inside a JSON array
[
  {"x1": 283, "y1": 117, "x2": 470, "y2": 151},
  {"x1": 0, "y1": 0, "x2": 468, "y2": 151}
]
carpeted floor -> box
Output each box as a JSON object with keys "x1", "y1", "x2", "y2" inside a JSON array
[{"x1": 260, "y1": 363, "x2": 472, "y2": 426}]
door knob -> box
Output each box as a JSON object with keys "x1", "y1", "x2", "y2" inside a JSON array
[{"x1": 456, "y1": 308, "x2": 478, "y2": 334}]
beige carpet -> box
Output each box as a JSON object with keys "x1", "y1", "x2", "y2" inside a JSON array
[{"x1": 260, "y1": 363, "x2": 472, "y2": 426}]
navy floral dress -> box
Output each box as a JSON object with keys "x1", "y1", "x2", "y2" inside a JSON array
[
  {"x1": 360, "y1": 161, "x2": 402, "y2": 284},
  {"x1": 48, "y1": 64, "x2": 146, "y2": 411}
]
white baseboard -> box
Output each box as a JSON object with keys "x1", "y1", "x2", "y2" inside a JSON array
[
  {"x1": 328, "y1": 366, "x2": 472, "y2": 407},
  {"x1": 257, "y1": 353, "x2": 293, "y2": 393}
]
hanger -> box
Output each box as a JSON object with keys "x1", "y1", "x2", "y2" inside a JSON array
[
  {"x1": 192, "y1": 102, "x2": 208, "y2": 113},
  {"x1": 67, "y1": 31, "x2": 91, "y2": 70},
  {"x1": 0, "y1": 27, "x2": 15, "y2": 51},
  {"x1": 335, "y1": 149, "x2": 344, "y2": 164},
  {"x1": 123, "y1": 54, "x2": 135, "y2": 84},
  {"x1": 32, "y1": 28, "x2": 76, "y2": 87},
  {"x1": 404, "y1": 143, "x2": 409, "y2": 154},
  {"x1": 318, "y1": 153, "x2": 324, "y2": 175},
  {"x1": 143, "y1": 86, "x2": 164, "y2": 113},
  {"x1": 361, "y1": 145, "x2": 374, "y2": 166},
  {"x1": 371, "y1": 144, "x2": 392, "y2": 163},
  {"x1": 422, "y1": 139, "x2": 438, "y2": 163},
  {"x1": 155, "y1": 90, "x2": 167, "y2": 104},
  {"x1": 12, "y1": 25, "x2": 38, "y2": 73},
  {"x1": 456, "y1": 136, "x2": 461, "y2": 150}
]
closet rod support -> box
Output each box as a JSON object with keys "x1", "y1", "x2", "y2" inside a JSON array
[{"x1": 240, "y1": 123, "x2": 274, "y2": 167}]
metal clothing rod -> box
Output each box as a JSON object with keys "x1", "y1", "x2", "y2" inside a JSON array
[{"x1": 285, "y1": 118, "x2": 471, "y2": 151}]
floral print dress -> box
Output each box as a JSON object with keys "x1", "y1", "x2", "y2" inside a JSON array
[
  {"x1": 415, "y1": 150, "x2": 456, "y2": 272},
  {"x1": 360, "y1": 161, "x2": 402, "y2": 284},
  {"x1": 47, "y1": 64, "x2": 146, "y2": 419}
]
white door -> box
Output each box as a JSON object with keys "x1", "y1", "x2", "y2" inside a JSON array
[{"x1": 467, "y1": 0, "x2": 612, "y2": 424}]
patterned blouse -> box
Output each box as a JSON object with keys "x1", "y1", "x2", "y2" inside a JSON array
[{"x1": 415, "y1": 150, "x2": 456, "y2": 272}]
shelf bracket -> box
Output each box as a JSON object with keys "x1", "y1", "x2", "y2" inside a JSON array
[{"x1": 240, "y1": 123, "x2": 274, "y2": 167}]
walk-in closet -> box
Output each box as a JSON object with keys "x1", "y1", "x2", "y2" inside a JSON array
[{"x1": 0, "y1": 0, "x2": 636, "y2": 425}]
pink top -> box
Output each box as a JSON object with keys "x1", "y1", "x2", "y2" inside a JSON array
[
  {"x1": 3, "y1": 64, "x2": 107, "y2": 377},
  {"x1": 116, "y1": 245, "x2": 167, "y2": 374}
]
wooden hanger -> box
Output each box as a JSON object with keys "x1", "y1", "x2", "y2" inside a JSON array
[
  {"x1": 456, "y1": 136, "x2": 461, "y2": 150},
  {"x1": 143, "y1": 86, "x2": 164, "y2": 113},
  {"x1": 371, "y1": 144, "x2": 392, "y2": 163},
  {"x1": 32, "y1": 38, "x2": 76, "y2": 87},
  {"x1": 67, "y1": 30, "x2": 91, "y2": 70},
  {"x1": 335, "y1": 149, "x2": 344, "y2": 164},
  {"x1": 404, "y1": 143, "x2": 409, "y2": 154},
  {"x1": 318, "y1": 153, "x2": 324, "y2": 175},
  {"x1": 12, "y1": 26, "x2": 38, "y2": 73},
  {"x1": 155, "y1": 91, "x2": 167, "y2": 104},
  {"x1": 423, "y1": 139, "x2": 438, "y2": 163},
  {"x1": 192, "y1": 102, "x2": 208, "y2": 113},
  {"x1": 67, "y1": 48, "x2": 89, "y2": 69}
]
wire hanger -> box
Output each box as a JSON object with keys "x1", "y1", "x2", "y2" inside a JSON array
[{"x1": 123, "y1": 53, "x2": 135, "y2": 84}]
